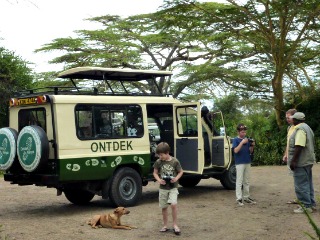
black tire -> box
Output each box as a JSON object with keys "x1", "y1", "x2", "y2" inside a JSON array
[
  {"x1": 64, "y1": 189, "x2": 95, "y2": 205},
  {"x1": 109, "y1": 167, "x2": 142, "y2": 207},
  {"x1": 0, "y1": 127, "x2": 18, "y2": 171},
  {"x1": 179, "y1": 176, "x2": 201, "y2": 188},
  {"x1": 17, "y1": 126, "x2": 49, "y2": 172},
  {"x1": 220, "y1": 161, "x2": 236, "y2": 190}
]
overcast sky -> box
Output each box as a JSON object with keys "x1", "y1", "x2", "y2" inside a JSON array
[{"x1": 0, "y1": 0, "x2": 163, "y2": 72}]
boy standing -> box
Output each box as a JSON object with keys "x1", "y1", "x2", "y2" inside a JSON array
[
  {"x1": 153, "y1": 142, "x2": 183, "y2": 235},
  {"x1": 233, "y1": 124, "x2": 256, "y2": 206}
]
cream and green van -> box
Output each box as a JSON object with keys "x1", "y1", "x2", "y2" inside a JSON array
[{"x1": 0, "y1": 67, "x2": 235, "y2": 207}]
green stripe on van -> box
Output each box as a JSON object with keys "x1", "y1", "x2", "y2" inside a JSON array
[{"x1": 59, "y1": 154, "x2": 150, "y2": 181}]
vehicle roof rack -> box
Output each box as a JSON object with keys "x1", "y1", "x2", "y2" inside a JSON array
[
  {"x1": 57, "y1": 66, "x2": 172, "y2": 96},
  {"x1": 12, "y1": 67, "x2": 173, "y2": 98},
  {"x1": 57, "y1": 67, "x2": 172, "y2": 81}
]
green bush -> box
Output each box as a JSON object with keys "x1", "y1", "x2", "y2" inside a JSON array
[{"x1": 252, "y1": 119, "x2": 287, "y2": 166}]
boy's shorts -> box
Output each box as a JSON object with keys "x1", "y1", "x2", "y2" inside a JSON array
[{"x1": 159, "y1": 188, "x2": 179, "y2": 208}]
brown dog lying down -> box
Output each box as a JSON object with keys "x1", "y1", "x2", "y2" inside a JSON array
[{"x1": 87, "y1": 207, "x2": 137, "y2": 230}]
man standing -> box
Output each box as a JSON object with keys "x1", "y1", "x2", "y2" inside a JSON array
[
  {"x1": 288, "y1": 112, "x2": 316, "y2": 213},
  {"x1": 283, "y1": 109, "x2": 298, "y2": 204},
  {"x1": 283, "y1": 109, "x2": 297, "y2": 165}
]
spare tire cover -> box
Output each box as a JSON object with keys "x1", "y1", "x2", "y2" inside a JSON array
[
  {"x1": 0, "y1": 127, "x2": 18, "y2": 171},
  {"x1": 17, "y1": 126, "x2": 49, "y2": 172}
]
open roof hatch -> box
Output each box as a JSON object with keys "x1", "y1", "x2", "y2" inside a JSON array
[{"x1": 58, "y1": 67, "x2": 172, "y2": 96}]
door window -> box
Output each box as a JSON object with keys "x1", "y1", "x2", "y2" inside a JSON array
[
  {"x1": 18, "y1": 108, "x2": 46, "y2": 131},
  {"x1": 176, "y1": 106, "x2": 198, "y2": 136}
]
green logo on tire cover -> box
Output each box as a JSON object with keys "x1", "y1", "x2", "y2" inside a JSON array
[
  {"x1": 17, "y1": 127, "x2": 41, "y2": 172},
  {"x1": 0, "y1": 128, "x2": 16, "y2": 170}
]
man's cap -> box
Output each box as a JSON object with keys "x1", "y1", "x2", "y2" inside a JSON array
[{"x1": 290, "y1": 112, "x2": 305, "y2": 120}]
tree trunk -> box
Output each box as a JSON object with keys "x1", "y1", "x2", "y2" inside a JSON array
[{"x1": 272, "y1": 71, "x2": 285, "y2": 129}]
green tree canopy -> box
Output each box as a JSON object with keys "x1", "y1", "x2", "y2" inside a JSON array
[
  {"x1": 0, "y1": 47, "x2": 33, "y2": 127},
  {"x1": 35, "y1": 2, "x2": 266, "y2": 100},
  {"x1": 36, "y1": 1, "x2": 320, "y2": 129},
  {"x1": 182, "y1": 0, "x2": 320, "y2": 127}
]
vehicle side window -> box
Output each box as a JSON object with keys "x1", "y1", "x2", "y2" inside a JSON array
[
  {"x1": 127, "y1": 105, "x2": 143, "y2": 137},
  {"x1": 18, "y1": 108, "x2": 46, "y2": 132},
  {"x1": 76, "y1": 110, "x2": 93, "y2": 138},
  {"x1": 96, "y1": 109, "x2": 113, "y2": 137},
  {"x1": 111, "y1": 111, "x2": 125, "y2": 137},
  {"x1": 75, "y1": 104, "x2": 143, "y2": 140},
  {"x1": 148, "y1": 121, "x2": 160, "y2": 142}
]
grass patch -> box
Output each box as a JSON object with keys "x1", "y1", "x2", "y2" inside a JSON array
[
  {"x1": 0, "y1": 224, "x2": 10, "y2": 240},
  {"x1": 301, "y1": 201, "x2": 320, "y2": 239}
]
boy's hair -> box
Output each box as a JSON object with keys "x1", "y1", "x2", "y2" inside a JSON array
[
  {"x1": 236, "y1": 123, "x2": 247, "y2": 131},
  {"x1": 156, "y1": 142, "x2": 170, "y2": 154}
]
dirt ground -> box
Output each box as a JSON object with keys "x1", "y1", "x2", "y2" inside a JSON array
[{"x1": 1, "y1": 164, "x2": 320, "y2": 240}]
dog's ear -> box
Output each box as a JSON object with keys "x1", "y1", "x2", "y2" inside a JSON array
[
  {"x1": 114, "y1": 207, "x2": 121, "y2": 213},
  {"x1": 114, "y1": 207, "x2": 125, "y2": 214}
]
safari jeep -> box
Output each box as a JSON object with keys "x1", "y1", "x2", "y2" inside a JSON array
[{"x1": 0, "y1": 67, "x2": 235, "y2": 207}]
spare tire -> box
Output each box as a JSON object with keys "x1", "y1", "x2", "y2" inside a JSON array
[
  {"x1": 0, "y1": 127, "x2": 18, "y2": 171},
  {"x1": 17, "y1": 126, "x2": 49, "y2": 172}
]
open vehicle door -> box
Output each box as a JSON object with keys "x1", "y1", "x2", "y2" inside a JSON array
[
  {"x1": 211, "y1": 111, "x2": 232, "y2": 168},
  {"x1": 173, "y1": 103, "x2": 204, "y2": 174}
]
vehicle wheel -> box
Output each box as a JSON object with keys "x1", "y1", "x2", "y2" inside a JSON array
[
  {"x1": 109, "y1": 167, "x2": 142, "y2": 207},
  {"x1": 220, "y1": 161, "x2": 236, "y2": 190},
  {"x1": 0, "y1": 127, "x2": 18, "y2": 171},
  {"x1": 64, "y1": 189, "x2": 95, "y2": 205},
  {"x1": 179, "y1": 176, "x2": 201, "y2": 188},
  {"x1": 17, "y1": 126, "x2": 49, "y2": 172}
]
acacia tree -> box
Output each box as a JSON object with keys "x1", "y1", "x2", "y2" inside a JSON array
[
  {"x1": 0, "y1": 47, "x2": 33, "y2": 127},
  {"x1": 35, "y1": 2, "x2": 266, "y2": 100},
  {"x1": 35, "y1": 1, "x2": 320, "y2": 126},
  {"x1": 182, "y1": 0, "x2": 320, "y2": 127}
]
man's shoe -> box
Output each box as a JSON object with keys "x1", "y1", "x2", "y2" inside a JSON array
[
  {"x1": 293, "y1": 206, "x2": 313, "y2": 214},
  {"x1": 286, "y1": 199, "x2": 298, "y2": 204},
  {"x1": 237, "y1": 199, "x2": 244, "y2": 206},
  {"x1": 244, "y1": 197, "x2": 256, "y2": 204}
]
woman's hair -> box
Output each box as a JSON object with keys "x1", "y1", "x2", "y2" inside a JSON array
[{"x1": 156, "y1": 142, "x2": 170, "y2": 154}]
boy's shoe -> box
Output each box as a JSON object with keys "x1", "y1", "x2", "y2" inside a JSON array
[
  {"x1": 293, "y1": 206, "x2": 313, "y2": 214},
  {"x1": 159, "y1": 227, "x2": 169, "y2": 232},
  {"x1": 173, "y1": 227, "x2": 181, "y2": 235},
  {"x1": 244, "y1": 197, "x2": 256, "y2": 204},
  {"x1": 237, "y1": 199, "x2": 244, "y2": 206}
]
